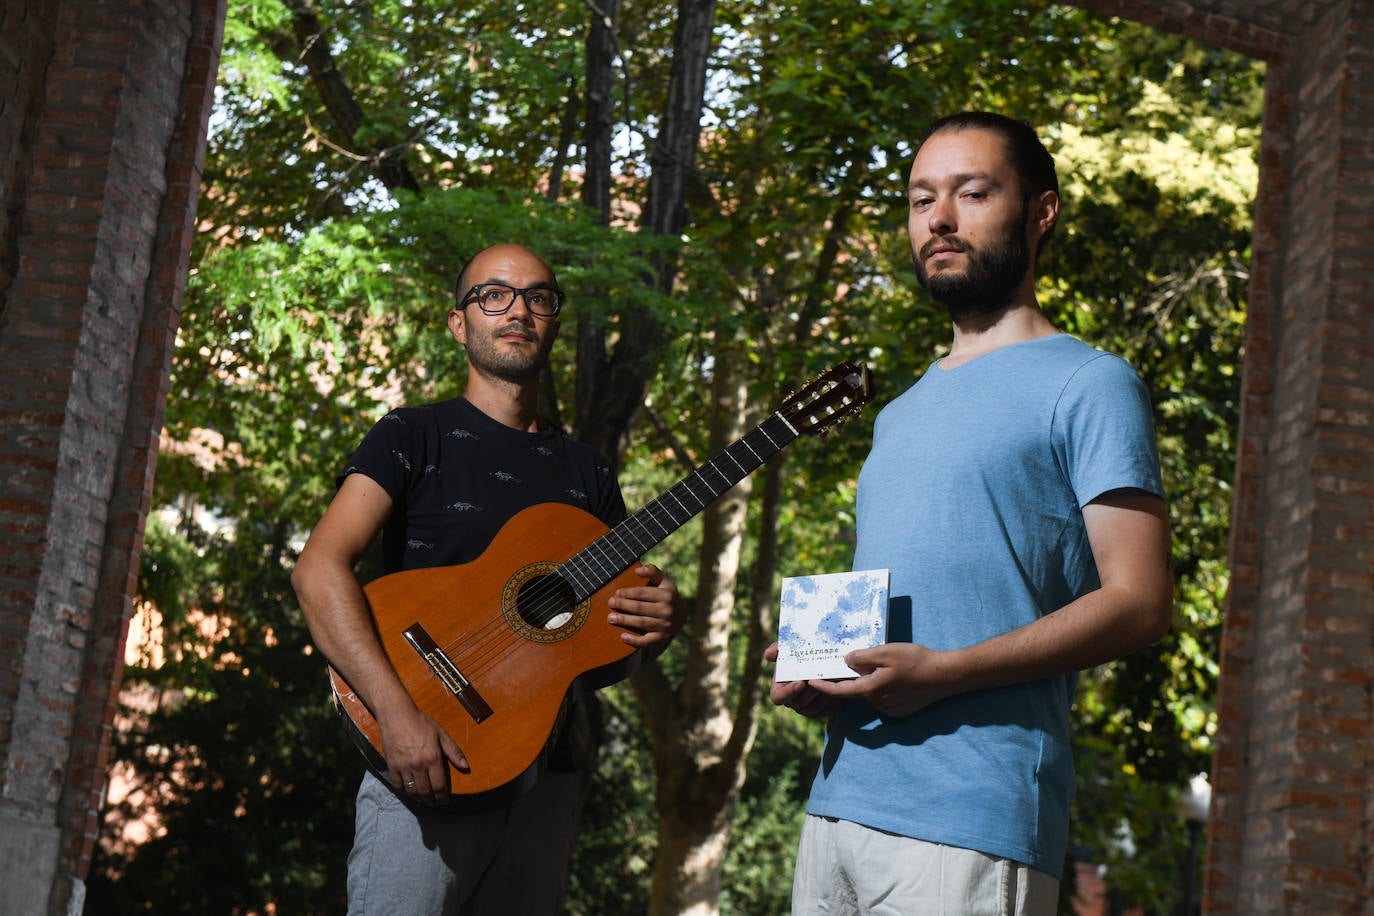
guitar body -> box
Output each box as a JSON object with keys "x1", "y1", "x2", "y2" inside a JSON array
[{"x1": 329, "y1": 502, "x2": 644, "y2": 811}]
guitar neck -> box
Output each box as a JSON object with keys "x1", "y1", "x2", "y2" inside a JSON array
[{"x1": 559, "y1": 411, "x2": 800, "y2": 600}]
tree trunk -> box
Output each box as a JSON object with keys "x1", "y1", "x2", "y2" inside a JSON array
[
  {"x1": 573, "y1": 0, "x2": 618, "y2": 444},
  {"x1": 573, "y1": 0, "x2": 718, "y2": 464},
  {"x1": 649, "y1": 777, "x2": 738, "y2": 916},
  {"x1": 639, "y1": 345, "x2": 760, "y2": 916},
  {"x1": 581, "y1": 0, "x2": 620, "y2": 222},
  {"x1": 545, "y1": 76, "x2": 581, "y2": 203}
]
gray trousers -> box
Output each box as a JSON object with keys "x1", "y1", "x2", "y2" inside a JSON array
[{"x1": 347, "y1": 769, "x2": 585, "y2": 916}]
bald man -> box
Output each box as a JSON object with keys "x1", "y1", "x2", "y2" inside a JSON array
[{"x1": 293, "y1": 244, "x2": 686, "y2": 915}]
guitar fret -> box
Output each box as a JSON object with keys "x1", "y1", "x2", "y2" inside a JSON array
[
  {"x1": 665, "y1": 488, "x2": 693, "y2": 517},
  {"x1": 676, "y1": 478, "x2": 709, "y2": 509},
  {"x1": 697, "y1": 460, "x2": 733, "y2": 492},
  {"x1": 606, "y1": 531, "x2": 634, "y2": 564},
  {"x1": 640, "y1": 502, "x2": 675, "y2": 537},
  {"x1": 578, "y1": 554, "x2": 603, "y2": 579},
  {"x1": 604, "y1": 527, "x2": 642, "y2": 567},
  {"x1": 725, "y1": 444, "x2": 758, "y2": 472},
  {"x1": 632, "y1": 518, "x2": 663, "y2": 556},
  {"x1": 586, "y1": 533, "x2": 619, "y2": 574},
  {"x1": 618, "y1": 521, "x2": 648, "y2": 560},
  {"x1": 622, "y1": 512, "x2": 669, "y2": 557},
  {"x1": 756, "y1": 424, "x2": 782, "y2": 450},
  {"x1": 611, "y1": 518, "x2": 642, "y2": 548},
  {"x1": 562, "y1": 558, "x2": 596, "y2": 594}
]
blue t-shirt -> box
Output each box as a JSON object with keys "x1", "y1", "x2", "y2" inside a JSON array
[{"x1": 805, "y1": 333, "x2": 1164, "y2": 878}]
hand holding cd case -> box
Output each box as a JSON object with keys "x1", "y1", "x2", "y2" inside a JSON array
[{"x1": 774, "y1": 568, "x2": 889, "y2": 681}]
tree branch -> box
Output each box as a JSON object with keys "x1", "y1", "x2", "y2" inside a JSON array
[{"x1": 288, "y1": 0, "x2": 422, "y2": 194}]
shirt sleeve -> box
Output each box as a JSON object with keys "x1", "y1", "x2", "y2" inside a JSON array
[
  {"x1": 1054, "y1": 354, "x2": 1165, "y2": 507},
  {"x1": 336, "y1": 410, "x2": 417, "y2": 505}
]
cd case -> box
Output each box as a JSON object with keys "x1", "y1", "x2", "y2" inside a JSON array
[{"x1": 774, "y1": 568, "x2": 889, "y2": 681}]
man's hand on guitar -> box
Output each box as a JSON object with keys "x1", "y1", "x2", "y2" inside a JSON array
[
  {"x1": 608, "y1": 563, "x2": 687, "y2": 649},
  {"x1": 380, "y1": 703, "x2": 470, "y2": 806}
]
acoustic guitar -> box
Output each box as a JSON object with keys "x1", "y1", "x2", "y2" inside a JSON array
[{"x1": 330, "y1": 360, "x2": 872, "y2": 809}]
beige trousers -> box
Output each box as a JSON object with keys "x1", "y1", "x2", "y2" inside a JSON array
[{"x1": 792, "y1": 814, "x2": 1059, "y2": 916}]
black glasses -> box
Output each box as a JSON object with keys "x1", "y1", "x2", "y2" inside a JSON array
[{"x1": 459, "y1": 283, "x2": 564, "y2": 317}]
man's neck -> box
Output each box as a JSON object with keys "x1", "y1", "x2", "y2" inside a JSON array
[
  {"x1": 941, "y1": 300, "x2": 1058, "y2": 370},
  {"x1": 462, "y1": 375, "x2": 545, "y2": 432}
]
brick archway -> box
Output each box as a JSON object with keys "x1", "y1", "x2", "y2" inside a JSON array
[{"x1": 1, "y1": 1, "x2": 1370, "y2": 913}]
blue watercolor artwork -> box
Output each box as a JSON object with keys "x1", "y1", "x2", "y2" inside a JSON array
[{"x1": 775, "y1": 569, "x2": 889, "y2": 681}]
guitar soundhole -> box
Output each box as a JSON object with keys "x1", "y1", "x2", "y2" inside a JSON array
[
  {"x1": 502, "y1": 562, "x2": 590, "y2": 643},
  {"x1": 517, "y1": 573, "x2": 578, "y2": 631}
]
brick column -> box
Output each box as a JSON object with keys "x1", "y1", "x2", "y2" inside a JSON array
[
  {"x1": 0, "y1": 2, "x2": 225, "y2": 914},
  {"x1": 1066, "y1": 2, "x2": 1374, "y2": 912},
  {"x1": 1203, "y1": 4, "x2": 1374, "y2": 911}
]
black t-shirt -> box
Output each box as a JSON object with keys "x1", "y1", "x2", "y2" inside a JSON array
[{"x1": 340, "y1": 397, "x2": 627, "y2": 573}]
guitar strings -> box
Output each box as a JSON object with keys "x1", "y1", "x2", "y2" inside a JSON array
[{"x1": 436, "y1": 441, "x2": 757, "y2": 682}]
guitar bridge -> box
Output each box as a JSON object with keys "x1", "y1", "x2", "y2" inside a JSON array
[{"x1": 403, "y1": 624, "x2": 493, "y2": 723}]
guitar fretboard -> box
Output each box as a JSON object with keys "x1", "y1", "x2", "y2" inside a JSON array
[{"x1": 558, "y1": 411, "x2": 799, "y2": 601}]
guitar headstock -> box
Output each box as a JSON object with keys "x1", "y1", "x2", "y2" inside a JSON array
[{"x1": 779, "y1": 360, "x2": 873, "y2": 438}]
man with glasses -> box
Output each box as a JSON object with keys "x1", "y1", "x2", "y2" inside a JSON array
[{"x1": 293, "y1": 243, "x2": 686, "y2": 914}]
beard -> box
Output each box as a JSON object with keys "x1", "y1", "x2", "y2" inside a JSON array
[
  {"x1": 463, "y1": 322, "x2": 555, "y2": 383},
  {"x1": 913, "y1": 204, "x2": 1032, "y2": 323}
]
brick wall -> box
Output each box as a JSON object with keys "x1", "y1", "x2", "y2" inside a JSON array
[
  {"x1": 0, "y1": 2, "x2": 225, "y2": 913},
  {"x1": 0, "y1": 0, "x2": 60, "y2": 790}
]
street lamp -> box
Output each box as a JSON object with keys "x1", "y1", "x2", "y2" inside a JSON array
[{"x1": 1178, "y1": 773, "x2": 1212, "y2": 916}]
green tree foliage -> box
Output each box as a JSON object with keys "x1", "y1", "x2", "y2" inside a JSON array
[{"x1": 89, "y1": 0, "x2": 1261, "y2": 912}]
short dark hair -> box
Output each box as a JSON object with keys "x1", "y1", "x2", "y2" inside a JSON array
[{"x1": 921, "y1": 112, "x2": 1059, "y2": 253}]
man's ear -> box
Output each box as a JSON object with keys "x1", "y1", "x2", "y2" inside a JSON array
[
  {"x1": 448, "y1": 308, "x2": 466, "y2": 345},
  {"x1": 1031, "y1": 190, "x2": 1059, "y2": 240}
]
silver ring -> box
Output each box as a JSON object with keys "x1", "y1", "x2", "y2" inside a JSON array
[{"x1": 404, "y1": 780, "x2": 416, "y2": 789}]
